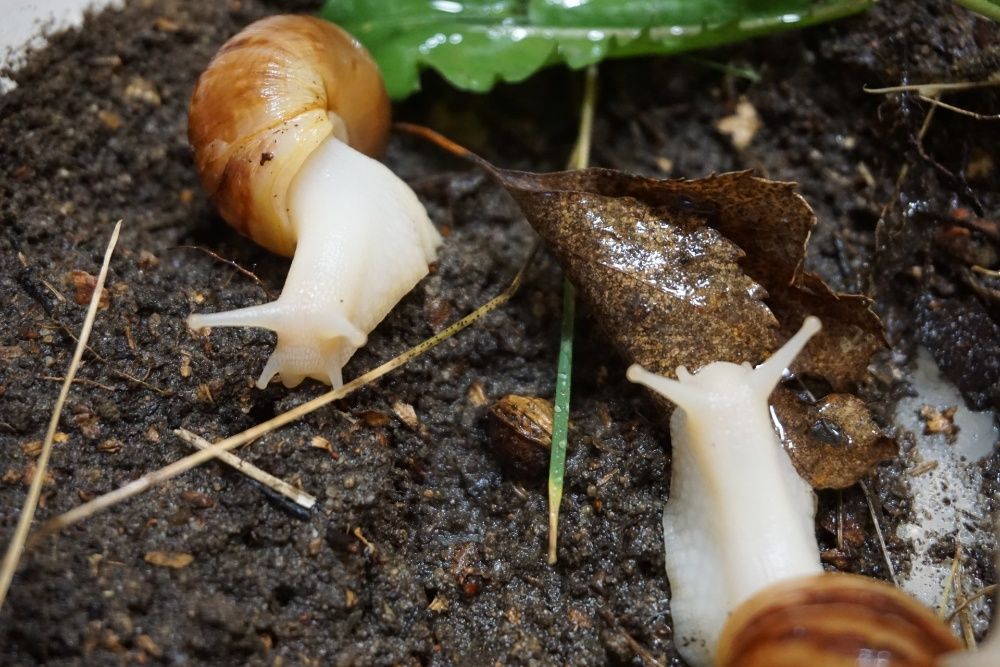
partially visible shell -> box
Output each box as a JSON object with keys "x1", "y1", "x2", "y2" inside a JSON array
[
  {"x1": 716, "y1": 573, "x2": 961, "y2": 667},
  {"x1": 487, "y1": 395, "x2": 555, "y2": 476},
  {"x1": 188, "y1": 15, "x2": 390, "y2": 257}
]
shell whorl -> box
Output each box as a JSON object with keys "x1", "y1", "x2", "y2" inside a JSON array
[
  {"x1": 716, "y1": 573, "x2": 961, "y2": 667},
  {"x1": 188, "y1": 15, "x2": 390, "y2": 257}
]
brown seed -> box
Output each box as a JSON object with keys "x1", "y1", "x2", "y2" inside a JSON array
[
  {"x1": 487, "y1": 395, "x2": 555, "y2": 476},
  {"x1": 136, "y1": 635, "x2": 163, "y2": 659},
  {"x1": 919, "y1": 404, "x2": 960, "y2": 443}
]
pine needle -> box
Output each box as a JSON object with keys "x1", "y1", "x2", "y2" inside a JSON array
[
  {"x1": 175, "y1": 428, "x2": 316, "y2": 511},
  {"x1": 0, "y1": 220, "x2": 122, "y2": 611}
]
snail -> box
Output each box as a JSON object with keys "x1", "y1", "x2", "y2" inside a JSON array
[
  {"x1": 627, "y1": 316, "x2": 826, "y2": 665},
  {"x1": 628, "y1": 317, "x2": 966, "y2": 665},
  {"x1": 186, "y1": 15, "x2": 442, "y2": 388}
]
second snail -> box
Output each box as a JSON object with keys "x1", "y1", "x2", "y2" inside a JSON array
[{"x1": 187, "y1": 15, "x2": 441, "y2": 389}]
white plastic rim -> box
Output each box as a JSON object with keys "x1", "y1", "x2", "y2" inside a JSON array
[{"x1": 1, "y1": 0, "x2": 122, "y2": 92}]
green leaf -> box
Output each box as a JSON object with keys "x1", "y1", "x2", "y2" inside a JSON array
[{"x1": 320, "y1": 0, "x2": 874, "y2": 99}]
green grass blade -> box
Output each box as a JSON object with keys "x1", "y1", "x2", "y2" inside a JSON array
[
  {"x1": 548, "y1": 64, "x2": 597, "y2": 565},
  {"x1": 951, "y1": 0, "x2": 1000, "y2": 21}
]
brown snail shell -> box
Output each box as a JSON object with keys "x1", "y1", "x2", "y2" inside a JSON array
[
  {"x1": 487, "y1": 395, "x2": 555, "y2": 476},
  {"x1": 716, "y1": 573, "x2": 961, "y2": 667},
  {"x1": 188, "y1": 14, "x2": 390, "y2": 257}
]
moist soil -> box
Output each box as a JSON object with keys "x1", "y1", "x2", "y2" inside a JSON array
[{"x1": 1, "y1": 1, "x2": 999, "y2": 664}]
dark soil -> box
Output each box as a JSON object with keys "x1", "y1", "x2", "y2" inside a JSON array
[{"x1": 1, "y1": 0, "x2": 998, "y2": 664}]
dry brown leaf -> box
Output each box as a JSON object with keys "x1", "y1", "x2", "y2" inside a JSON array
[
  {"x1": 482, "y1": 168, "x2": 778, "y2": 377},
  {"x1": 404, "y1": 125, "x2": 890, "y2": 488}
]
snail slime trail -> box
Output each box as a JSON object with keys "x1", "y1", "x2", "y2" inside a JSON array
[{"x1": 186, "y1": 15, "x2": 441, "y2": 388}]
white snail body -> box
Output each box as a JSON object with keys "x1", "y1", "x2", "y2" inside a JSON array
[
  {"x1": 187, "y1": 15, "x2": 441, "y2": 388},
  {"x1": 627, "y1": 317, "x2": 825, "y2": 666}
]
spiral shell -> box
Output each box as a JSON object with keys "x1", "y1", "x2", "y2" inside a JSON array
[
  {"x1": 716, "y1": 573, "x2": 961, "y2": 667},
  {"x1": 188, "y1": 14, "x2": 390, "y2": 257}
]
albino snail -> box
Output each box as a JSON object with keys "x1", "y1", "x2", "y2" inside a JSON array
[
  {"x1": 187, "y1": 15, "x2": 441, "y2": 388},
  {"x1": 628, "y1": 317, "x2": 962, "y2": 666}
]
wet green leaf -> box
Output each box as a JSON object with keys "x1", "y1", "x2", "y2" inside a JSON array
[{"x1": 320, "y1": 0, "x2": 874, "y2": 99}]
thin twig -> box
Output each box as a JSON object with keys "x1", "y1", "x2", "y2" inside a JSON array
[
  {"x1": 28, "y1": 244, "x2": 539, "y2": 546},
  {"x1": 860, "y1": 480, "x2": 898, "y2": 586},
  {"x1": 43, "y1": 319, "x2": 168, "y2": 395},
  {"x1": 947, "y1": 584, "x2": 998, "y2": 623},
  {"x1": 0, "y1": 220, "x2": 122, "y2": 611},
  {"x1": 973, "y1": 265, "x2": 1000, "y2": 278},
  {"x1": 108, "y1": 369, "x2": 169, "y2": 397},
  {"x1": 175, "y1": 429, "x2": 316, "y2": 511},
  {"x1": 874, "y1": 97, "x2": 938, "y2": 268},
  {"x1": 865, "y1": 79, "x2": 999, "y2": 95},
  {"x1": 940, "y1": 543, "x2": 962, "y2": 620},
  {"x1": 38, "y1": 376, "x2": 116, "y2": 391},
  {"x1": 917, "y1": 94, "x2": 1000, "y2": 120},
  {"x1": 954, "y1": 550, "x2": 977, "y2": 648},
  {"x1": 598, "y1": 608, "x2": 665, "y2": 667},
  {"x1": 174, "y1": 245, "x2": 275, "y2": 298}
]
